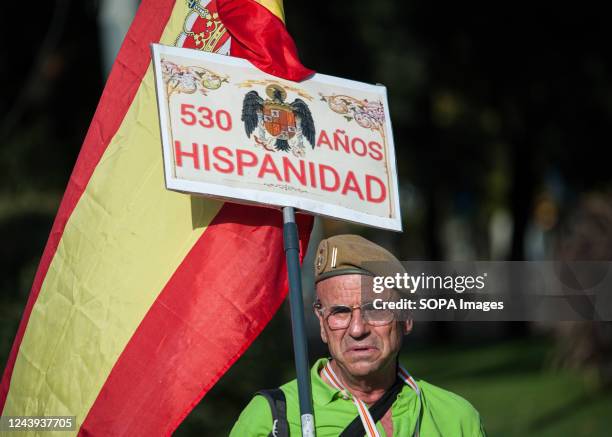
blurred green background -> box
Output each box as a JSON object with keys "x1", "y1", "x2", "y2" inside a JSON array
[{"x1": 1, "y1": 1, "x2": 612, "y2": 435}]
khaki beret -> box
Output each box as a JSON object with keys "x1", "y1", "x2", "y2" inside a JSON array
[{"x1": 314, "y1": 234, "x2": 405, "y2": 283}]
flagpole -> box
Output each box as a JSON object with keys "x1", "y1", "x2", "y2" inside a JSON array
[{"x1": 283, "y1": 206, "x2": 316, "y2": 437}]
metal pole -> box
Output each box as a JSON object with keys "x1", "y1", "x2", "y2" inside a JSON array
[{"x1": 282, "y1": 206, "x2": 315, "y2": 437}]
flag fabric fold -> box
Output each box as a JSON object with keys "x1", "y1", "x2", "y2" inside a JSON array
[
  {"x1": 0, "y1": 0, "x2": 314, "y2": 435},
  {"x1": 218, "y1": 0, "x2": 315, "y2": 81}
]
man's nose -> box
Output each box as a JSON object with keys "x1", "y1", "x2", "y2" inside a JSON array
[{"x1": 348, "y1": 308, "x2": 369, "y2": 338}]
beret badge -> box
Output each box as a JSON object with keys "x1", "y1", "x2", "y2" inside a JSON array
[{"x1": 315, "y1": 240, "x2": 328, "y2": 275}]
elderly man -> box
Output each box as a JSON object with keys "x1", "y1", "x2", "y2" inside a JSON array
[{"x1": 230, "y1": 234, "x2": 486, "y2": 436}]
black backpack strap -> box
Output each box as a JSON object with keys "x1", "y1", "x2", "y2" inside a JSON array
[
  {"x1": 339, "y1": 378, "x2": 404, "y2": 437},
  {"x1": 257, "y1": 388, "x2": 289, "y2": 437}
]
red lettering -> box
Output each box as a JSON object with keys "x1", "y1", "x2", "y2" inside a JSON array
[
  {"x1": 216, "y1": 110, "x2": 232, "y2": 131},
  {"x1": 202, "y1": 144, "x2": 210, "y2": 170},
  {"x1": 198, "y1": 106, "x2": 214, "y2": 128},
  {"x1": 351, "y1": 137, "x2": 367, "y2": 156},
  {"x1": 212, "y1": 146, "x2": 234, "y2": 173},
  {"x1": 308, "y1": 162, "x2": 317, "y2": 188},
  {"x1": 282, "y1": 157, "x2": 307, "y2": 185},
  {"x1": 368, "y1": 141, "x2": 383, "y2": 161},
  {"x1": 316, "y1": 130, "x2": 333, "y2": 149},
  {"x1": 366, "y1": 175, "x2": 387, "y2": 203},
  {"x1": 236, "y1": 149, "x2": 258, "y2": 175},
  {"x1": 319, "y1": 165, "x2": 340, "y2": 191},
  {"x1": 341, "y1": 171, "x2": 364, "y2": 200},
  {"x1": 174, "y1": 140, "x2": 199, "y2": 169},
  {"x1": 181, "y1": 105, "x2": 232, "y2": 131},
  {"x1": 180, "y1": 104, "x2": 196, "y2": 126},
  {"x1": 258, "y1": 154, "x2": 283, "y2": 181},
  {"x1": 333, "y1": 130, "x2": 350, "y2": 153}
]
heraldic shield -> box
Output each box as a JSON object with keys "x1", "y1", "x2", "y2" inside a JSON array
[{"x1": 263, "y1": 104, "x2": 297, "y2": 140}]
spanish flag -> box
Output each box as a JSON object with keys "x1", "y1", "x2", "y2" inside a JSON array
[{"x1": 0, "y1": 0, "x2": 313, "y2": 434}]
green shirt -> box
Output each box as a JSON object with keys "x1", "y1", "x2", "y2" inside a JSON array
[{"x1": 230, "y1": 358, "x2": 486, "y2": 436}]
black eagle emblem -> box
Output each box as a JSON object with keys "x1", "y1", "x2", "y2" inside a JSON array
[{"x1": 241, "y1": 84, "x2": 315, "y2": 156}]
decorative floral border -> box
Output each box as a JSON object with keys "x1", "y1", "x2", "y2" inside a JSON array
[
  {"x1": 161, "y1": 59, "x2": 229, "y2": 98},
  {"x1": 320, "y1": 94, "x2": 386, "y2": 137}
]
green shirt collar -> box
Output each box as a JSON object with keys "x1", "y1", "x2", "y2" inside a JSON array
[
  {"x1": 311, "y1": 357, "x2": 344, "y2": 406},
  {"x1": 311, "y1": 357, "x2": 420, "y2": 407}
]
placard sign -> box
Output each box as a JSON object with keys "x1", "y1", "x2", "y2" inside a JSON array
[{"x1": 151, "y1": 44, "x2": 402, "y2": 231}]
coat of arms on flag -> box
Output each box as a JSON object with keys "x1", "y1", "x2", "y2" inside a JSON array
[{"x1": 176, "y1": 0, "x2": 231, "y2": 53}]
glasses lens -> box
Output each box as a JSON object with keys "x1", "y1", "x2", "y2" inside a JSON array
[
  {"x1": 327, "y1": 305, "x2": 352, "y2": 329},
  {"x1": 362, "y1": 302, "x2": 394, "y2": 325}
]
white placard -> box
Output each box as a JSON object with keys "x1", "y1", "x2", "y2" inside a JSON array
[{"x1": 151, "y1": 44, "x2": 402, "y2": 231}]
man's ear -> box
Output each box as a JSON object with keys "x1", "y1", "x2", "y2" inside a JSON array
[{"x1": 402, "y1": 319, "x2": 413, "y2": 335}]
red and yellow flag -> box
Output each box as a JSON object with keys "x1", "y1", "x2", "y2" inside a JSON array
[{"x1": 0, "y1": 0, "x2": 313, "y2": 434}]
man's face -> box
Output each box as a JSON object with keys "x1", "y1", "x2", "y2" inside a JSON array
[{"x1": 315, "y1": 274, "x2": 412, "y2": 378}]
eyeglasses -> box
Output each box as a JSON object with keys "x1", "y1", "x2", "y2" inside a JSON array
[{"x1": 313, "y1": 300, "x2": 395, "y2": 330}]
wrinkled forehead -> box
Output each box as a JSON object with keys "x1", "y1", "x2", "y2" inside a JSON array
[
  {"x1": 315, "y1": 274, "x2": 373, "y2": 305},
  {"x1": 315, "y1": 274, "x2": 397, "y2": 305}
]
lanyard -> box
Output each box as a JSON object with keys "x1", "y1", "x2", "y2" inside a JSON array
[{"x1": 322, "y1": 361, "x2": 422, "y2": 437}]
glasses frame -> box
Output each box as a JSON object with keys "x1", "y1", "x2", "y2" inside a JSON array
[{"x1": 313, "y1": 299, "x2": 395, "y2": 330}]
